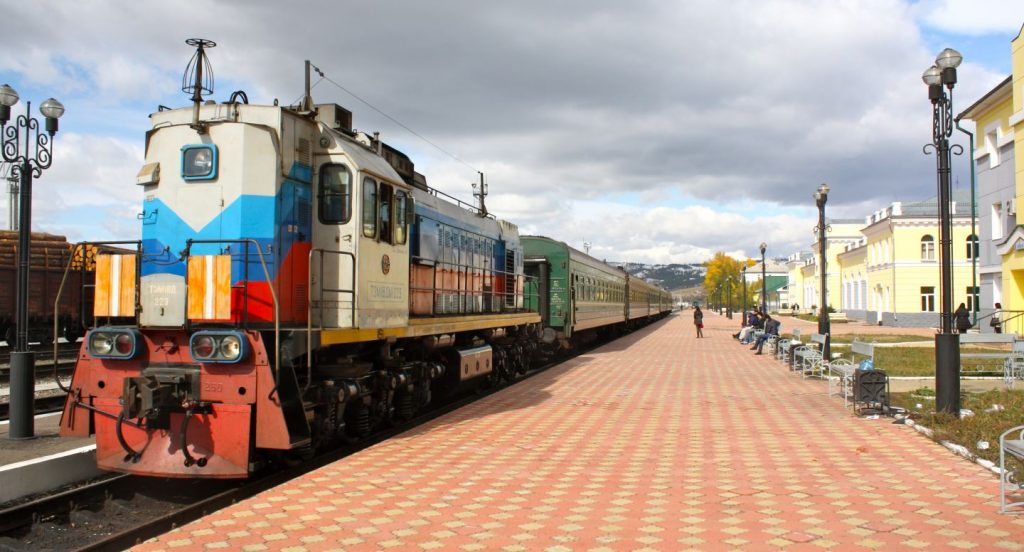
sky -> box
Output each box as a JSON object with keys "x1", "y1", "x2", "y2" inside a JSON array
[{"x1": 0, "y1": 0, "x2": 1021, "y2": 265}]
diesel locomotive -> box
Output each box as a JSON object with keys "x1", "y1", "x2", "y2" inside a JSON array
[{"x1": 59, "y1": 40, "x2": 671, "y2": 478}]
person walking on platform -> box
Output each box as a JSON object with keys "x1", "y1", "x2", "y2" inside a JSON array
[
  {"x1": 693, "y1": 305, "x2": 704, "y2": 338},
  {"x1": 954, "y1": 303, "x2": 971, "y2": 334},
  {"x1": 992, "y1": 302, "x2": 1003, "y2": 334}
]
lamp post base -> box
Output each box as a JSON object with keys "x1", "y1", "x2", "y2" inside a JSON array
[
  {"x1": 8, "y1": 351, "x2": 37, "y2": 440},
  {"x1": 935, "y1": 333, "x2": 960, "y2": 415}
]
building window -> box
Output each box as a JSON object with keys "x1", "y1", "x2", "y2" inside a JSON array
[
  {"x1": 992, "y1": 202, "x2": 1004, "y2": 240},
  {"x1": 921, "y1": 286, "x2": 935, "y2": 312},
  {"x1": 966, "y1": 234, "x2": 979, "y2": 260},
  {"x1": 986, "y1": 127, "x2": 1000, "y2": 166},
  {"x1": 967, "y1": 286, "x2": 980, "y2": 312},
  {"x1": 920, "y1": 235, "x2": 935, "y2": 261}
]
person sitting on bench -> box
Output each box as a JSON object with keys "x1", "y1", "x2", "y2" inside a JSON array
[{"x1": 751, "y1": 315, "x2": 780, "y2": 355}]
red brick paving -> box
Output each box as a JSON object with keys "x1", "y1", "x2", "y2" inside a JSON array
[{"x1": 136, "y1": 312, "x2": 1024, "y2": 551}]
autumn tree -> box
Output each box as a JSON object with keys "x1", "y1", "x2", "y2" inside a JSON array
[{"x1": 702, "y1": 253, "x2": 757, "y2": 311}]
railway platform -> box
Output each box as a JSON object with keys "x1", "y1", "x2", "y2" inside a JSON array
[
  {"x1": 138, "y1": 311, "x2": 1024, "y2": 550},
  {"x1": 0, "y1": 412, "x2": 100, "y2": 504}
]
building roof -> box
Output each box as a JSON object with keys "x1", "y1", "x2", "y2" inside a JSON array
[
  {"x1": 958, "y1": 76, "x2": 1012, "y2": 120},
  {"x1": 755, "y1": 275, "x2": 788, "y2": 297}
]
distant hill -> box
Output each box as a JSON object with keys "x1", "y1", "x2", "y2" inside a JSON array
[{"x1": 612, "y1": 262, "x2": 706, "y2": 291}]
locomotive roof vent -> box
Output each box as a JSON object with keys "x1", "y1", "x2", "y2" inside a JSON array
[{"x1": 316, "y1": 104, "x2": 353, "y2": 133}]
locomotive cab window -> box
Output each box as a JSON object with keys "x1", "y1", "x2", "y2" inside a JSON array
[
  {"x1": 379, "y1": 183, "x2": 393, "y2": 244},
  {"x1": 318, "y1": 164, "x2": 352, "y2": 224},
  {"x1": 395, "y1": 191, "x2": 408, "y2": 245},
  {"x1": 362, "y1": 177, "x2": 377, "y2": 238},
  {"x1": 181, "y1": 144, "x2": 217, "y2": 180}
]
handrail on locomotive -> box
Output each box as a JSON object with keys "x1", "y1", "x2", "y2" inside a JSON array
[
  {"x1": 182, "y1": 238, "x2": 280, "y2": 398},
  {"x1": 52, "y1": 239, "x2": 143, "y2": 393}
]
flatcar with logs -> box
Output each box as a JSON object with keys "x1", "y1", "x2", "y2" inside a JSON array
[
  {"x1": 59, "y1": 40, "x2": 671, "y2": 478},
  {"x1": 0, "y1": 231, "x2": 98, "y2": 344}
]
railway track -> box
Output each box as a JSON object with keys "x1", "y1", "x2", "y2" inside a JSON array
[
  {"x1": 0, "y1": 349, "x2": 577, "y2": 551},
  {"x1": 0, "y1": 343, "x2": 79, "y2": 420},
  {"x1": 0, "y1": 342, "x2": 81, "y2": 372}
]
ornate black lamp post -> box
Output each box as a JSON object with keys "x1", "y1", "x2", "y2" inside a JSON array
[
  {"x1": 741, "y1": 265, "x2": 747, "y2": 328},
  {"x1": 759, "y1": 242, "x2": 767, "y2": 312},
  {"x1": 923, "y1": 47, "x2": 963, "y2": 415},
  {"x1": 726, "y1": 277, "x2": 733, "y2": 319},
  {"x1": 1, "y1": 84, "x2": 65, "y2": 439},
  {"x1": 815, "y1": 183, "x2": 831, "y2": 360}
]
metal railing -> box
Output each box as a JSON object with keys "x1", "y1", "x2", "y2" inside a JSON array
[
  {"x1": 183, "y1": 239, "x2": 279, "y2": 398},
  {"x1": 409, "y1": 256, "x2": 536, "y2": 315},
  {"x1": 305, "y1": 248, "x2": 357, "y2": 391}
]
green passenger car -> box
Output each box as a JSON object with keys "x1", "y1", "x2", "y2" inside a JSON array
[{"x1": 522, "y1": 236, "x2": 628, "y2": 344}]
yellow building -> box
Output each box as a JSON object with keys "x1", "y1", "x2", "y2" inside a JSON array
[
  {"x1": 795, "y1": 221, "x2": 863, "y2": 313},
  {"x1": 850, "y1": 198, "x2": 974, "y2": 326},
  {"x1": 960, "y1": 24, "x2": 1024, "y2": 334},
  {"x1": 789, "y1": 197, "x2": 974, "y2": 328}
]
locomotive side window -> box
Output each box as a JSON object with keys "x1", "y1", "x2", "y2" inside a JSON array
[
  {"x1": 362, "y1": 177, "x2": 377, "y2": 238},
  {"x1": 318, "y1": 164, "x2": 352, "y2": 224},
  {"x1": 181, "y1": 144, "x2": 218, "y2": 180},
  {"x1": 379, "y1": 183, "x2": 393, "y2": 244},
  {"x1": 394, "y1": 191, "x2": 408, "y2": 245}
]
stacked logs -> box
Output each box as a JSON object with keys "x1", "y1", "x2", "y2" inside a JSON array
[{"x1": 0, "y1": 231, "x2": 115, "y2": 272}]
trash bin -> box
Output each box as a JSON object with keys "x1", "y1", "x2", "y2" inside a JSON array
[{"x1": 853, "y1": 369, "x2": 888, "y2": 416}]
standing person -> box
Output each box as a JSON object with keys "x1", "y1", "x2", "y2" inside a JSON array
[
  {"x1": 693, "y1": 305, "x2": 704, "y2": 338},
  {"x1": 954, "y1": 303, "x2": 971, "y2": 334},
  {"x1": 992, "y1": 302, "x2": 1003, "y2": 334}
]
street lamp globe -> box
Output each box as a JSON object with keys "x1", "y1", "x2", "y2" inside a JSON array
[
  {"x1": 921, "y1": 65, "x2": 942, "y2": 86},
  {"x1": 759, "y1": 242, "x2": 766, "y2": 255},
  {"x1": 935, "y1": 48, "x2": 962, "y2": 69},
  {"x1": 39, "y1": 98, "x2": 65, "y2": 135},
  {"x1": 39, "y1": 98, "x2": 65, "y2": 119},
  {"x1": 0, "y1": 84, "x2": 18, "y2": 107}
]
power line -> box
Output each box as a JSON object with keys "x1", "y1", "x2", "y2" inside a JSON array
[{"x1": 310, "y1": 64, "x2": 480, "y2": 174}]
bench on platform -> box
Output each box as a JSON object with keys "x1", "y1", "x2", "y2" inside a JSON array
[
  {"x1": 828, "y1": 340, "x2": 874, "y2": 405},
  {"x1": 830, "y1": 312, "x2": 849, "y2": 323},
  {"x1": 794, "y1": 333, "x2": 828, "y2": 378},
  {"x1": 775, "y1": 328, "x2": 802, "y2": 362},
  {"x1": 958, "y1": 333, "x2": 1022, "y2": 385},
  {"x1": 1000, "y1": 424, "x2": 1024, "y2": 514}
]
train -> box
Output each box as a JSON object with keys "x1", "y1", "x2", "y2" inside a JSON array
[{"x1": 59, "y1": 40, "x2": 671, "y2": 478}]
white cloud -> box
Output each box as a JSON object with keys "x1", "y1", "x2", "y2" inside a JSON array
[
  {"x1": 915, "y1": 0, "x2": 1024, "y2": 35},
  {"x1": 0, "y1": 0, "x2": 1016, "y2": 265}
]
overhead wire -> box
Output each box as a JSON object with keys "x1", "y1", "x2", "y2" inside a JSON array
[{"x1": 308, "y1": 62, "x2": 481, "y2": 175}]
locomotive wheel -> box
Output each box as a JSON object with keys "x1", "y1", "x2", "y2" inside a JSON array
[{"x1": 518, "y1": 343, "x2": 530, "y2": 375}]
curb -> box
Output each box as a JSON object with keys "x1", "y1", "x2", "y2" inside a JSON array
[
  {"x1": 903, "y1": 418, "x2": 1005, "y2": 478},
  {"x1": 0, "y1": 444, "x2": 101, "y2": 505}
]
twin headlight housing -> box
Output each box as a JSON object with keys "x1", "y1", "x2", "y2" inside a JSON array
[
  {"x1": 88, "y1": 328, "x2": 142, "y2": 359},
  {"x1": 87, "y1": 328, "x2": 248, "y2": 363},
  {"x1": 190, "y1": 331, "x2": 248, "y2": 363}
]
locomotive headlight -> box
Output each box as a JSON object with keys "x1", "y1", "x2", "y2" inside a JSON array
[
  {"x1": 190, "y1": 331, "x2": 248, "y2": 363},
  {"x1": 192, "y1": 335, "x2": 216, "y2": 359},
  {"x1": 219, "y1": 335, "x2": 242, "y2": 361},
  {"x1": 87, "y1": 328, "x2": 141, "y2": 359},
  {"x1": 90, "y1": 332, "x2": 113, "y2": 355},
  {"x1": 181, "y1": 144, "x2": 218, "y2": 180}
]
